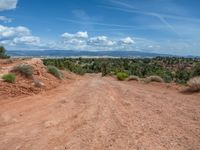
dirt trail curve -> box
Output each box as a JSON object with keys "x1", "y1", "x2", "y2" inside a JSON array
[{"x1": 0, "y1": 75, "x2": 200, "y2": 150}]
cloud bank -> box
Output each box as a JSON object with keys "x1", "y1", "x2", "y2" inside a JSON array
[
  {"x1": 0, "y1": 0, "x2": 18, "y2": 11},
  {"x1": 0, "y1": 25, "x2": 41, "y2": 48},
  {"x1": 61, "y1": 31, "x2": 136, "y2": 50},
  {"x1": 0, "y1": 16, "x2": 12, "y2": 23}
]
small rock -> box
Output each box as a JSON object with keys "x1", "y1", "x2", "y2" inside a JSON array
[
  {"x1": 44, "y1": 120, "x2": 60, "y2": 128},
  {"x1": 32, "y1": 79, "x2": 45, "y2": 88}
]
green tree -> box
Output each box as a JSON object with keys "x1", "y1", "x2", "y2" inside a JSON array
[
  {"x1": 0, "y1": 46, "x2": 10, "y2": 59},
  {"x1": 193, "y1": 62, "x2": 200, "y2": 76}
]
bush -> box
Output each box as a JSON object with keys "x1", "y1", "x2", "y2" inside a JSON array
[
  {"x1": 0, "y1": 46, "x2": 10, "y2": 59},
  {"x1": 2, "y1": 73, "x2": 16, "y2": 83},
  {"x1": 117, "y1": 72, "x2": 129, "y2": 81},
  {"x1": 47, "y1": 65, "x2": 63, "y2": 79},
  {"x1": 71, "y1": 65, "x2": 85, "y2": 75},
  {"x1": 145, "y1": 75, "x2": 164, "y2": 83},
  {"x1": 127, "y1": 75, "x2": 140, "y2": 81},
  {"x1": 12, "y1": 64, "x2": 33, "y2": 77},
  {"x1": 186, "y1": 77, "x2": 200, "y2": 92}
]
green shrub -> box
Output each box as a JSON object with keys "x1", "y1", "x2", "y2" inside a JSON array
[
  {"x1": 193, "y1": 63, "x2": 200, "y2": 76},
  {"x1": 145, "y1": 75, "x2": 164, "y2": 83},
  {"x1": 2, "y1": 73, "x2": 16, "y2": 83},
  {"x1": 47, "y1": 65, "x2": 63, "y2": 79},
  {"x1": 117, "y1": 72, "x2": 129, "y2": 81},
  {"x1": 186, "y1": 76, "x2": 200, "y2": 92},
  {"x1": 101, "y1": 63, "x2": 109, "y2": 76},
  {"x1": 72, "y1": 66, "x2": 85, "y2": 75},
  {"x1": 175, "y1": 70, "x2": 191, "y2": 84},
  {"x1": 12, "y1": 64, "x2": 33, "y2": 77},
  {"x1": 127, "y1": 75, "x2": 140, "y2": 81},
  {"x1": 0, "y1": 46, "x2": 10, "y2": 59}
]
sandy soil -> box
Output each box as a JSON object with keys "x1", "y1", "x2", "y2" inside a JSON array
[{"x1": 0, "y1": 74, "x2": 200, "y2": 150}]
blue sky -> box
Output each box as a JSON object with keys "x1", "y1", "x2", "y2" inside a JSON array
[{"x1": 0, "y1": 0, "x2": 200, "y2": 56}]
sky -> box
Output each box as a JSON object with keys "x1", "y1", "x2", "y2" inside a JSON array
[{"x1": 0, "y1": 0, "x2": 200, "y2": 56}]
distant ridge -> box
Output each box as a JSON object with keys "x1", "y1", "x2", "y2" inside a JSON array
[{"x1": 7, "y1": 50, "x2": 174, "y2": 58}]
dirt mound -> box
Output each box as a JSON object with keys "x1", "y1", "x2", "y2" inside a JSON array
[{"x1": 0, "y1": 58, "x2": 74, "y2": 99}]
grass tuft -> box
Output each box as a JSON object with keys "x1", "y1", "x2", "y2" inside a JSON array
[
  {"x1": 186, "y1": 76, "x2": 200, "y2": 92},
  {"x1": 12, "y1": 64, "x2": 33, "y2": 77},
  {"x1": 127, "y1": 75, "x2": 140, "y2": 81},
  {"x1": 2, "y1": 73, "x2": 16, "y2": 83},
  {"x1": 145, "y1": 75, "x2": 164, "y2": 83},
  {"x1": 47, "y1": 65, "x2": 63, "y2": 79},
  {"x1": 116, "y1": 72, "x2": 129, "y2": 81}
]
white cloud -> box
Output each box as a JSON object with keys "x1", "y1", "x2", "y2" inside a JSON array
[
  {"x1": 0, "y1": 0, "x2": 18, "y2": 11},
  {"x1": 62, "y1": 31, "x2": 88, "y2": 39},
  {"x1": 88, "y1": 36, "x2": 115, "y2": 46},
  {"x1": 13, "y1": 36, "x2": 40, "y2": 45},
  {"x1": 120, "y1": 37, "x2": 135, "y2": 44},
  {"x1": 0, "y1": 25, "x2": 30, "y2": 40},
  {"x1": 60, "y1": 31, "x2": 137, "y2": 50},
  {"x1": 0, "y1": 16, "x2": 12, "y2": 23},
  {"x1": 0, "y1": 25, "x2": 41, "y2": 48}
]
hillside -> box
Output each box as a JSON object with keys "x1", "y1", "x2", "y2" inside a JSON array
[{"x1": 0, "y1": 58, "x2": 200, "y2": 150}]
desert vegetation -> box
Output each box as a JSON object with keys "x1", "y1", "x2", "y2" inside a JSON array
[
  {"x1": 47, "y1": 65, "x2": 63, "y2": 79},
  {"x1": 0, "y1": 46, "x2": 10, "y2": 59},
  {"x1": 145, "y1": 75, "x2": 164, "y2": 83},
  {"x1": 186, "y1": 76, "x2": 200, "y2": 92},
  {"x1": 12, "y1": 64, "x2": 33, "y2": 77},
  {"x1": 2, "y1": 73, "x2": 16, "y2": 83},
  {"x1": 116, "y1": 72, "x2": 129, "y2": 81},
  {"x1": 127, "y1": 75, "x2": 140, "y2": 81},
  {"x1": 43, "y1": 57, "x2": 200, "y2": 84}
]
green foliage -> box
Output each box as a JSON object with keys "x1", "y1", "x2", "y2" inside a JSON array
[
  {"x1": 193, "y1": 62, "x2": 200, "y2": 76},
  {"x1": 175, "y1": 70, "x2": 191, "y2": 84},
  {"x1": 42, "y1": 57, "x2": 200, "y2": 84},
  {"x1": 2, "y1": 73, "x2": 16, "y2": 83},
  {"x1": 47, "y1": 65, "x2": 63, "y2": 79},
  {"x1": 117, "y1": 72, "x2": 129, "y2": 81},
  {"x1": 101, "y1": 62, "x2": 110, "y2": 76},
  {"x1": 12, "y1": 64, "x2": 33, "y2": 77},
  {"x1": 0, "y1": 46, "x2": 10, "y2": 59},
  {"x1": 72, "y1": 65, "x2": 85, "y2": 75}
]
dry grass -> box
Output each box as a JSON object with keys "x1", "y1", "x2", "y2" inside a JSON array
[
  {"x1": 127, "y1": 75, "x2": 140, "y2": 81},
  {"x1": 145, "y1": 75, "x2": 164, "y2": 83},
  {"x1": 186, "y1": 77, "x2": 200, "y2": 93},
  {"x1": 12, "y1": 64, "x2": 33, "y2": 77}
]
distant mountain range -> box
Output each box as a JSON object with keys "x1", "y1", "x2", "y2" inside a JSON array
[{"x1": 7, "y1": 50, "x2": 175, "y2": 58}]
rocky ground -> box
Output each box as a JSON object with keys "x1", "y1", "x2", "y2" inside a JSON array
[{"x1": 0, "y1": 59, "x2": 200, "y2": 150}]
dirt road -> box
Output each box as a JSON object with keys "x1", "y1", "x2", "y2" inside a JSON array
[{"x1": 0, "y1": 75, "x2": 200, "y2": 150}]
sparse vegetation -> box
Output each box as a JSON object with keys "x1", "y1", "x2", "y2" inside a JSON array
[
  {"x1": 43, "y1": 57, "x2": 200, "y2": 84},
  {"x1": 12, "y1": 64, "x2": 33, "y2": 77},
  {"x1": 47, "y1": 65, "x2": 63, "y2": 79},
  {"x1": 145, "y1": 75, "x2": 164, "y2": 83},
  {"x1": 127, "y1": 75, "x2": 140, "y2": 81},
  {"x1": 186, "y1": 76, "x2": 200, "y2": 92},
  {"x1": 2, "y1": 73, "x2": 16, "y2": 83},
  {"x1": 117, "y1": 72, "x2": 129, "y2": 81},
  {"x1": 0, "y1": 46, "x2": 10, "y2": 59}
]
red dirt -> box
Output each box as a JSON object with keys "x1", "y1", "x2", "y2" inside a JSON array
[
  {"x1": 0, "y1": 58, "x2": 75, "y2": 99},
  {"x1": 0, "y1": 70, "x2": 200, "y2": 149}
]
